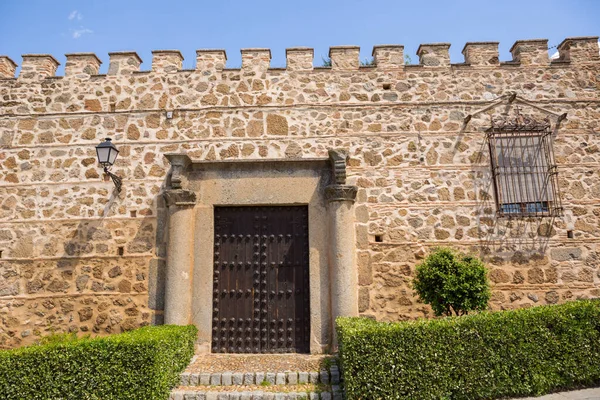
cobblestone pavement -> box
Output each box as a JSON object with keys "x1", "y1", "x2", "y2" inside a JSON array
[{"x1": 514, "y1": 387, "x2": 600, "y2": 399}]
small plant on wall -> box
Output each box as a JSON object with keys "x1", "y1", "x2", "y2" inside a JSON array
[{"x1": 413, "y1": 247, "x2": 491, "y2": 317}]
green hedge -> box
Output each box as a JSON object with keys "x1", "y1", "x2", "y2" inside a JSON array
[
  {"x1": 0, "y1": 325, "x2": 197, "y2": 400},
  {"x1": 337, "y1": 300, "x2": 600, "y2": 400}
]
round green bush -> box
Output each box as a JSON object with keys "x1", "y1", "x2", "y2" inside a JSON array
[{"x1": 413, "y1": 247, "x2": 491, "y2": 316}]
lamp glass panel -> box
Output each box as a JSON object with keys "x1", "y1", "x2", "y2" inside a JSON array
[
  {"x1": 96, "y1": 147, "x2": 111, "y2": 165},
  {"x1": 108, "y1": 148, "x2": 119, "y2": 165}
]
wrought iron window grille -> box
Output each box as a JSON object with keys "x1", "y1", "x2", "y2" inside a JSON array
[{"x1": 486, "y1": 110, "x2": 563, "y2": 218}]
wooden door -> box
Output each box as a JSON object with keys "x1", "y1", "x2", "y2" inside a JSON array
[{"x1": 212, "y1": 206, "x2": 310, "y2": 353}]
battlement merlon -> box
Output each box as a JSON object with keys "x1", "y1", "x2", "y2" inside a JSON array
[
  {"x1": 329, "y1": 46, "x2": 360, "y2": 70},
  {"x1": 0, "y1": 56, "x2": 17, "y2": 78},
  {"x1": 372, "y1": 45, "x2": 404, "y2": 69},
  {"x1": 557, "y1": 36, "x2": 600, "y2": 63},
  {"x1": 509, "y1": 39, "x2": 548, "y2": 66},
  {"x1": 19, "y1": 54, "x2": 60, "y2": 80},
  {"x1": 196, "y1": 50, "x2": 227, "y2": 72},
  {"x1": 417, "y1": 43, "x2": 451, "y2": 66},
  {"x1": 462, "y1": 42, "x2": 499, "y2": 66},
  {"x1": 241, "y1": 48, "x2": 271, "y2": 72},
  {"x1": 151, "y1": 50, "x2": 183, "y2": 73},
  {"x1": 286, "y1": 48, "x2": 313, "y2": 72},
  {"x1": 65, "y1": 53, "x2": 102, "y2": 77},
  {"x1": 107, "y1": 51, "x2": 142, "y2": 75}
]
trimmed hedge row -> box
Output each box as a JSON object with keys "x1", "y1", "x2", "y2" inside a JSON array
[
  {"x1": 337, "y1": 300, "x2": 600, "y2": 400},
  {"x1": 0, "y1": 325, "x2": 198, "y2": 400}
]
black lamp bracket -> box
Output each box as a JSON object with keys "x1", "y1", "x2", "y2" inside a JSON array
[{"x1": 103, "y1": 166, "x2": 122, "y2": 193}]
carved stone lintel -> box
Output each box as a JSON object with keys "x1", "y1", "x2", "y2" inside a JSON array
[
  {"x1": 163, "y1": 189, "x2": 196, "y2": 207},
  {"x1": 325, "y1": 185, "x2": 358, "y2": 203},
  {"x1": 328, "y1": 149, "x2": 349, "y2": 185}
]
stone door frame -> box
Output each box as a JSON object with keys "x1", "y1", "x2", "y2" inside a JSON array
[{"x1": 162, "y1": 151, "x2": 358, "y2": 354}]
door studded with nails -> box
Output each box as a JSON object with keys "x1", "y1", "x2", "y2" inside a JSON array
[{"x1": 212, "y1": 206, "x2": 310, "y2": 353}]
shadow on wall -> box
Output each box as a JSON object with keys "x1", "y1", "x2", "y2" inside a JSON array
[
  {"x1": 51, "y1": 175, "x2": 169, "y2": 336},
  {"x1": 472, "y1": 103, "x2": 557, "y2": 266}
]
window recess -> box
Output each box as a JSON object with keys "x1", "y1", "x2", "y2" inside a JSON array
[{"x1": 486, "y1": 111, "x2": 562, "y2": 218}]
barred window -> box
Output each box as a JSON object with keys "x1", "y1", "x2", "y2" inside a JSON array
[{"x1": 486, "y1": 114, "x2": 562, "y2": 218}]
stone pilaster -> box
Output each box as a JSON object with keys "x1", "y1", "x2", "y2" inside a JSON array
[
  {"x1": 163, "y1": 189, "x2": 196, "y2": 325},
  {"x1": 326, "y1": 184, "x2": 358, "y2": 348}
]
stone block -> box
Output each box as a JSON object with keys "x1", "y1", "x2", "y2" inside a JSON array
[
  {"x1": 221, "y1": 371, "x2": 232, "y2": 386},
  {"x1": 265, "y1": 372, "x2": 276, "y2": 385},
  {"x1": 240, "y1": 392, "x2": 252, "y2": 400},
  {"x1": 243, "y1": 372, "x2": 255, "y2": 385},
  {"x1": 551, "y1": 248, "x2": 582, "y2": 262},
  {"x1": 255, "y1": 372, "x2": 265, "y2": 385},
  {"x1": 330, "y1": 366, "x2": 340, "y2": 384},
  {"x1": 298, "y1": 372, "x2": 309, "y2": 384},
  {"x1": 200, "y1": 373, "x2": 211, "y2": 385},
  {"x1": 184, "y1": 391, "x2": 198, "y2": 400},
  {"x1": 319, "y1": 370, "x2": 330, "y2": 384},
  {"x1": 232, "y1": 372, "x2": 244, "y2": 385},
  {"x1": 308, "y1": 371, "x2": 319, "y2": 383},
  {"x1": 210, "y1": 373, "x2": 221, "y2": 385},
  {"x1": 320, "y1": 393, "x2": 332, "y2": 400},
  {"x1": 180, "y1": 372, "x2": 191, "y2": 386},
  {"x1": 190, "y1": 373, "x2": 199, "y2": 386},
  {"x1": 287, "y1": 372, "x2": 298, "y2": 384},
  {"x1": 275, "y1": 372, "x2": 286, "y2": 385}
]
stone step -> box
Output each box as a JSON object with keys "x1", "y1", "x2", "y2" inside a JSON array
[
  {"x1": 170, "y1": 386, "x2": 343, "y2": 400},
  {"x1": 180, "y1": 367, "x2": 340, "y2": 387}
]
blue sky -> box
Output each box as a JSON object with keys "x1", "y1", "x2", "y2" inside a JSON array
[{"x1": 0, "y1": 0, "x2": 598, "y2": 74}]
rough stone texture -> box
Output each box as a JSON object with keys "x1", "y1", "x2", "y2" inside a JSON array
[{"x1": 0, "y1": 37, "x2": 599, "y2": 348}]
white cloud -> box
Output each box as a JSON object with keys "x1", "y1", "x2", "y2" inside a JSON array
[
  {"x1": 71, "y1": 28, "x2": 93, "y2": 39},
  {"x1": 68, "y1": 10, "x2": 83, "y2": 21}
]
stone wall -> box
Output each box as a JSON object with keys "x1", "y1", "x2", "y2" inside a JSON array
[{"x1": 0, "y1": 37, "x2": 599, "y2": 348}]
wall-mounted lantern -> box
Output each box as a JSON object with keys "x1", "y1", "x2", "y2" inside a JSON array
[{"x1": 95, "y1": 137, "x2": 122, "y2": 193}]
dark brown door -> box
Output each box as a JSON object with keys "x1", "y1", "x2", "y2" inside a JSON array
[{"x1": 212, "y1": 206, "x2": 310, "y2": 353}]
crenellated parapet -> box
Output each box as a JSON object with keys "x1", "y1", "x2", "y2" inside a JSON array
[{"x1": 0, "y1": 36, "x2": 597, "y2": 81}]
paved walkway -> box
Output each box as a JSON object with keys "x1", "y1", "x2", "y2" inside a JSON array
[{"x1": 515, "y1": 387, "x2": 600, "y2": 399}]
